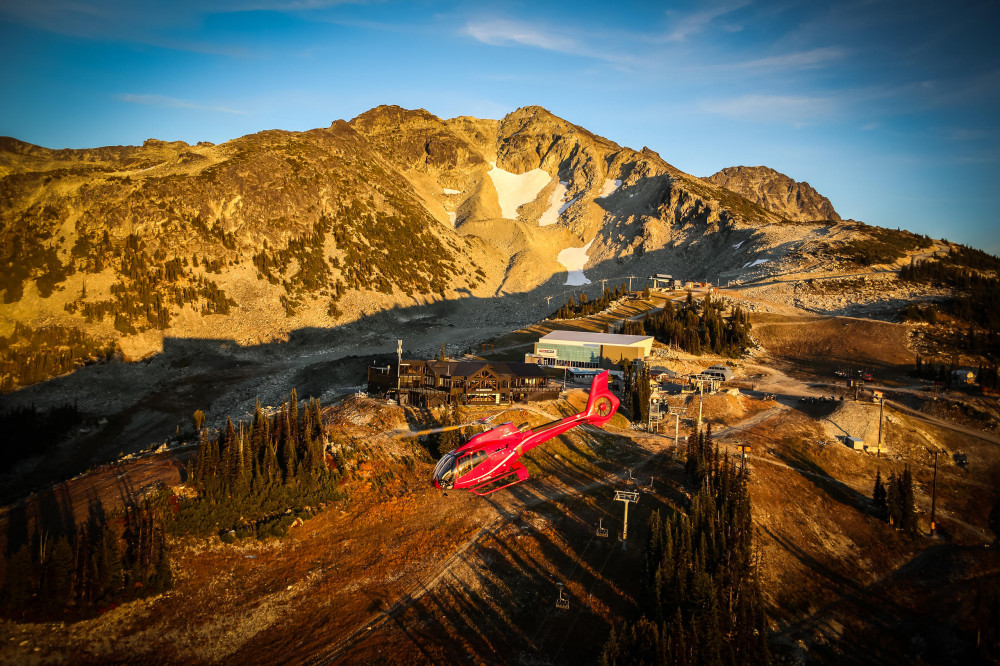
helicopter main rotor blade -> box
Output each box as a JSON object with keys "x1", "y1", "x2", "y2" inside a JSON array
[{"x1": 399, "y1": 423, "x2": 474, "y2": 438}]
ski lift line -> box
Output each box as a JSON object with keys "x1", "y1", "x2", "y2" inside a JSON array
[
  {"x1": 528, "y1": 534, "x2": 597, "y2": 648},
  {"x1": 553, "y1": 539, "x2": 619, "y2": 660}
]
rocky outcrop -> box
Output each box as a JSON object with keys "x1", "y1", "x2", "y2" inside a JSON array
[{"x1": 706, "y1": 165, "x2": 841, "y2": 222}]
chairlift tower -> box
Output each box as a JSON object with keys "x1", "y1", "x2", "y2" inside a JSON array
[
  {"x1": 737, "y1": 443, "x2": 752, "y2": 473},
  {"x1": 668, "y1": 406, "x2": 685, "y2": 458},
  {"x1": 395, "y1": 339, "x2": 403, "y2": 401},
  {"x1": 648, "y1": 393, "x2": 662, "y2": 433},
  {"x1": 614, "y1": 489, "x2": 639, "y2": 551}
]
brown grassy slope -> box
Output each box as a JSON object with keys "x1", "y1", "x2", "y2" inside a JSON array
[
  {"x1": 754, "y1": 314, "x2": 915, "y2": 378},
  {"x1": 726, "y1": 407, "x2": 997, "y2": 663}
]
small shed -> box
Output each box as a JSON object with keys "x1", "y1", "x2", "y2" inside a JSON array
[
  {"x1": 649, "y1": 366, "x2": 678, "y2": 382},
  {"x1": 846, "y1": 436, "x2": 865, "y2": 451}
]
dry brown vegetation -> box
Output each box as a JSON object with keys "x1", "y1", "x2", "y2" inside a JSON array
[
  {"x1": 753, "y1": 314, "x2": 915, "y2": 378},
  {"x1": 3, "y1": 294, "x2": 1000, "y2": 664}
]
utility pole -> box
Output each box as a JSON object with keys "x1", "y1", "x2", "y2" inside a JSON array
[
  {"x1": 545, "y1": 295, "x2": 553, "y2": 307},
  {"x1": 697, "y1": 381, "x2": 705, "y2": 432},
  {"x1": 614, "y1": 490, "x2": 639, "y2": 551},
  {"x1": 930, "y1": 449, "x2": 938, "y2": 536},
  {"x1": 877, "y1": 396, "x2": 884, "y2": 459}
]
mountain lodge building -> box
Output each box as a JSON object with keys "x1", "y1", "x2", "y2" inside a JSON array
[{"x1": 367, "y1": 360, "x2": 558, "y2": 407}]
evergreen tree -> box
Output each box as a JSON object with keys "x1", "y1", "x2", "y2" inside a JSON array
[
  {"x1": 873, "y1": 469, "x2": 888, "y2": 520},
  {"x1": 887, "y1": 471, "x2": 902, "y2": 526}
]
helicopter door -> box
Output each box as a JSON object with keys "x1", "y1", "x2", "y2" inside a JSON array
[{"x1": 455, "y1": 450, "x2": 487, "y2": 480}]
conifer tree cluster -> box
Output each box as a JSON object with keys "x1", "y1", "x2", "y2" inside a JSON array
[
  {"x1": 0, "y1": 202, "x2": 72, "y2": 303},
  {"x1": 0, "y1": 323, "x2": 117, "y2": 392},
  {"x1": 913, "y1": 355, "x2": 992, "y2": 387},
  {"x1": 900, "y1": 250, "x2": 1000, "y2": 335},
  {"x1": 0, "y1": 497, "x2": 171, "y2": 621},
  {"x1": 839, "y1": 225, "x2": 932, "y2": 266},
  {"x1": 602, "y1": 428, "x2": 770, "y2": 665},
  {"x1": 618, "y1": 293, "x2": 752, "y2": 358},
  {"x1": 978, "y1": 364, "x2": 999, "y2": 391},
  {"x1": 173, "y1": 391, "x2": 341, "y2": 539},
  {"x1": 68, "y1": 233, "x2": 237, "y2": 333},
  {"x1": 0, "y1": 402, "x2": 81, "y2": 468},
  {"x1": 553, "y1": 283, "x2": 629, "y2": 319},
  {"x1": 873, "y1": 467, "x2": 917, "y2": 533},
  {"x1": 630, "y1": 362, "x2": 653, "y2": 424}
]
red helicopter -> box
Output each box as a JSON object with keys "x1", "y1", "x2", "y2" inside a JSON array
[{"x1": 432, "y1": 371, "x2": 620, "y2": 495}]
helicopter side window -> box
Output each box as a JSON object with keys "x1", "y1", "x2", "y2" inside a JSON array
[{"x1": 456, "y1": 450, "x2": 487, "y2": 478}]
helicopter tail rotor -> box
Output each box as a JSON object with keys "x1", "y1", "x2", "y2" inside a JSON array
[{"x1": 582, "y1": 371, "x2": 620, "y2": 425}]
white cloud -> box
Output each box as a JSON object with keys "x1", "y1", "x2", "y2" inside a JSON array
[
  {"x1": 463, "y1": 19, "x2": 580, "y2": 53},
  {"x1": 732, "y1": 46, "x2": 848, "y2": 71},
  {"x1": 116, "y1": 93, "x2": 246, "y2": 115},
  {"x1": 701, "y1": 94, "x2": 833, "y2": 125},
  {"x1": 662, "y1": 1, "x2": 750, "y2": 42}
]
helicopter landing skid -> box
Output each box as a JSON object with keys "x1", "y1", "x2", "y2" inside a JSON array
[{"x1": 470, "y1": 463, "x2": 530, "y2": 496}]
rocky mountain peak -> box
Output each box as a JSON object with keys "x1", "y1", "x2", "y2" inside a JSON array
[
  {"x1": 349, "y1": 105, "x2": 441, "y2": 133},
  {"x1": 706, "y1": 165, "x2": 841, "y2": 222}
]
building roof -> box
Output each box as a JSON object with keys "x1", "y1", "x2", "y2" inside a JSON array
[
  {"x1": 423, "y1": 360, "x2": 547, "y2": 379},
  {"x1": 539, "y1": 330, "x2": 653, "y2": 346},
  {"x1": 491, "y1": 361, "x2": 547, "y2": 377}
]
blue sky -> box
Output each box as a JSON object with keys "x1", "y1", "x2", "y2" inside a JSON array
[{"x1": 2, "y1": 0, "x2": 998, "y2": 252}]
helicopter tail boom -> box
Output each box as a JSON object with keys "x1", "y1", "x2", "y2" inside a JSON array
[{"x1": 518, "y1": 371, "x2": 619, "y2": 453}]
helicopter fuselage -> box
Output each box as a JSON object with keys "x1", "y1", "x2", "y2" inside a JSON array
[{"x1": 432, "y1": 371, "x2": 619, "y2": 495}]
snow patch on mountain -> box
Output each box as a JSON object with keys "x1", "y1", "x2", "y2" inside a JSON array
[
  {"x1": 557, "y1": 239, "x2": 595, "y2": 286},
  {"x1": 598, "y1": 179, "x2": 621, "y2": 198},
  {"x1": 539, "y1": 181, "x2": 568, "y2": 226},
  {"x1": 487, "y1": 162, "x2": 551, "y2": 220},
  {"x1": 538, "y1": 181, "x2": 580, "y2": 226}
]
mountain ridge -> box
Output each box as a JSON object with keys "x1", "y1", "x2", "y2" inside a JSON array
[{"x1": 0, "y1": 104, "x2": 934, "y2": 369}]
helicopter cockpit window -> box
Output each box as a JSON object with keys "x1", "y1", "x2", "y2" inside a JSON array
[{"x1": 433, "y1": 453, "x2": 457, "y2": 488}]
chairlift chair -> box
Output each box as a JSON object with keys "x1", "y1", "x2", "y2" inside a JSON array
[{"x1": 556, "y1": 583, "x2": 570, "y2": 609}]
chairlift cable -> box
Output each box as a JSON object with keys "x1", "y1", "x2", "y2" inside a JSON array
[{"x1": 552, "y1": 539, "x2": 618, "y2": 660}]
